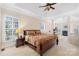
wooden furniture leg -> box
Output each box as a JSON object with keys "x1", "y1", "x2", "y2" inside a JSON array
[{"x1": 56, "y1": 38, "x2": 58, "y2": 45}]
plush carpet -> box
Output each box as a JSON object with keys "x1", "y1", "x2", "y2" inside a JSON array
[{"x1": 0, "y1": 36, "x2": 79, "y2": 56}]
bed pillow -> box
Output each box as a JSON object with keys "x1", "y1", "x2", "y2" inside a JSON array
[
  {"x1": 27, "y1": 31, "x2": 35, "y2": 36},
  {"x1": 35, "y1": 31, "x2": 41, "y2": 35},
  {"x1": 25, "y1": 35, "x2": 30, "y2": 41}
]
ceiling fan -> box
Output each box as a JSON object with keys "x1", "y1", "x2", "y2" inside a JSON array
[{"x1": 39, "y1": 3, "x2": 56, "y2": 11}]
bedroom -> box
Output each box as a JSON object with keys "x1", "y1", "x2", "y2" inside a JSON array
[{"x1": 0, "y1": 3, "x2": 79, "y2": 56}]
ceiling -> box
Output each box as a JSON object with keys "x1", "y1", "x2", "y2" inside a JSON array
[{"x1": 8, "y1": 3, "x2": 79, "y2": 18}]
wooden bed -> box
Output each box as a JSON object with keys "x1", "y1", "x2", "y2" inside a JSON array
[{"x1": 24, "y1": 30, "x2": 58, "y2": 56}]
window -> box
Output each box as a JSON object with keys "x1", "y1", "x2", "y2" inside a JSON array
[{"x1": 4, "y1": 16, "x2": 19, "y2": 42}]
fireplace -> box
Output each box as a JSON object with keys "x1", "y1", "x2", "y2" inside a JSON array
[{"x1": 62, "y1": 31, "x2": 68, "y2": 36}]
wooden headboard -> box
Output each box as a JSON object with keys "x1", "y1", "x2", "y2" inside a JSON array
[{"x1": 24, "y1": 30, "x2": 41, "y2": 35}]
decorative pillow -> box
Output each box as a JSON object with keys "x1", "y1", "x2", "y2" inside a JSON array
[
  {"x1": 27, "y1": 31, "x2": 35, "y2": 36},
  {"x1": 25, "y1": 35, "x2": 30, "y2": 41}
]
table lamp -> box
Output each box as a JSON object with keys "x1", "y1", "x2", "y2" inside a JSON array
[{"x1": 16, "y1": 28, "x2": 23, "y2": 39}]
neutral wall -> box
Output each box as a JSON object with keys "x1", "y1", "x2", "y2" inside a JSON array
[
  {"x1": 20, "y1": 15, "x2": 41, "y2": 30},
  {"x1": 42, "y1": 17, "x2": 54, "y2": 34},
  {"x1": 0, "y1": 7, "x2": 1, "y2": 51}
]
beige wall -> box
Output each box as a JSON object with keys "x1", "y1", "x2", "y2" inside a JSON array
[
  {"x1": 2, "y1": 8, "x2": 41, "y2": 30},
  {"x1": 20, "y1": 15, "x2": 41, "y2": 30},
  {"x1": 42, "y1": 18, "x2": 53, "y2": 34},
  {"x1": 0, "y1": 7, "x2": 1, "y2": 50}
]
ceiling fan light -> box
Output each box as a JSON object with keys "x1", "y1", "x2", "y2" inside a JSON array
[{"x1": 39, "y1": 3, "x2": 56, "y2": 11}]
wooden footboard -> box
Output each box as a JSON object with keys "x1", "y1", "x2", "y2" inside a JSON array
[
  {"x1": 25, "y1": 37, "x2": 58, "y2": 56},
  {"x1": 36, "y1": 39, "x2": 57, "y2": 56},
  {"x1": 24, "y1": 30, "x2": 58, "y2": 56}
]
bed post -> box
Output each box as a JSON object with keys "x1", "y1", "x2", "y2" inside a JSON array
[
  {"x1": 56, "y1": 37, "x2": 58, "y2": 45},
  {"x1": 39, "y1": 43, "x2": 43, "y2": 56},
  {"x1": 40, "y1": 53, "x2": 43, "y2": 56}
]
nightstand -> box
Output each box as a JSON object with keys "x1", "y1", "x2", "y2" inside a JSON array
[{"x1": 16, "y1": 37, "x2": 25, "y2": 47}]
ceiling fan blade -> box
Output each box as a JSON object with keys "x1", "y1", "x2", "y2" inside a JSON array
[
  {"x1": 39, "y1": 4, "x2": 48, "y2": 8},
  {"x1": 48, "y1": 8, "x2": 50, "y2": 11},
  {"x1": 51, "y1": 3, "x2": 57, "y2": 5},
  {"x1": 39, "y1": 5, "x2": 47, "y2": 8},
  {"x1": 50, "y1": 7, "x2": 55, "y2": 9},
  {"x1": 44, "y1": 7, "x2": 48, "y2": 11},
  {"x1": 39, "y1": 3, "x2": 56, "y2": 11}
]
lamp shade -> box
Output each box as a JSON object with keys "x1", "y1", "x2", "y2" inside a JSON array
[{"x1": 16, "y1": 28, "x2": 23, "y2": 33}]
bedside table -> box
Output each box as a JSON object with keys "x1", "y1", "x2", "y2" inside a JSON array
[{"x1": 16, "y1": 37, "x2": 25, "y2": 48}]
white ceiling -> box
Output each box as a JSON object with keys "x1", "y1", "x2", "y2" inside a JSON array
[
  {"x1": 1, "y1": 3, "x2": 79, "y2": 19},
  {"x1": 15, "y1": 3, "x2": 79, "y2": 18}
]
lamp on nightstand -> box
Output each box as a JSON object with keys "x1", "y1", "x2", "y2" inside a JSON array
[{"x1": 16, "y1": 28, "x2": 23, "y2": 39}]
